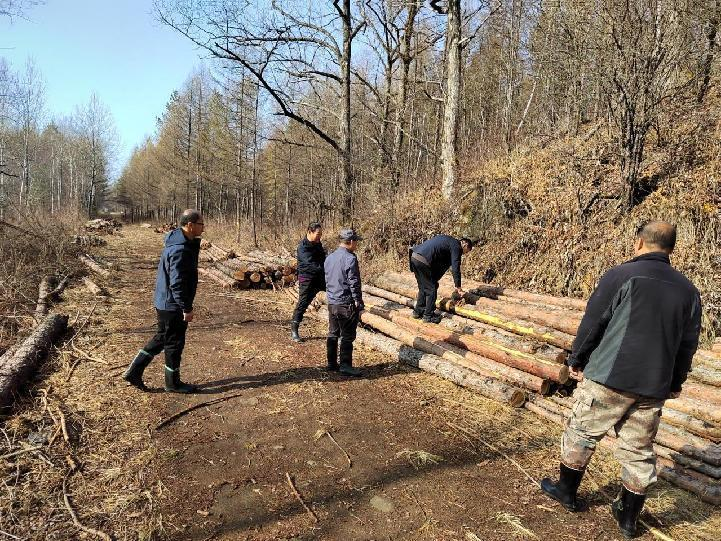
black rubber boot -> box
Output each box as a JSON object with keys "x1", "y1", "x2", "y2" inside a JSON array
[
  {"x1": 422, "y1": 313, "x2": 442, "y2": 324},
  {"x1": 164, "y1": 366, "x2": 197, "y2": 393},
  {"x1": 541, "y1": 464, "x2": 586, "y2": 512},
  {"x1": 291, "y1": 320, "x2": 302, "y2": 343},
  {"x1": 612, "y1": 486, "x2": 646, "y2": 539},
  {"x1": 122, "y1": 350, "x2": 153, "y2": 391},
  {"x1": 339, "y1": 340, "x2": 362, "y2": 377},
  {"x1": 326, "y1": 337, "x2": 339, "y2": 371}
]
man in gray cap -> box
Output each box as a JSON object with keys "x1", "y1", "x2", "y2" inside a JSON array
[{"x1": 323, "y1": 228, "x2": 364, "y2": 376}]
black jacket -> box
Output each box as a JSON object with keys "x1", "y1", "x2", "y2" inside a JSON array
[
  {"x1": 411, "y1": 235, "x2": 463, "y2": 287},
  {"x1": 568, "y1": 252, "x2": 701, "y2": 399},
  {"x1": 296, "y1": 237, "x2": 326, "y2": 279}
]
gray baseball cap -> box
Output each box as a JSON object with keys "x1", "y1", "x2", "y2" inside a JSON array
[{"x1": 339, "y1": 228, "x2": 363, "y2": 241}]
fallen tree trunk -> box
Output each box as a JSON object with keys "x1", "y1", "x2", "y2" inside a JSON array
[
  {"x1": 0, "y1": 314, "x2": 68, "y2": 408},
  {"x1": 362, "y1": 286, "x2": 567, "y2": 363},
  {"x1": 356, "y1": 328, "x2": 526, "y2": 407},
  {"x1": 365, "y1": 301, "x2": 569, "y2": 384},
  {"x1": 35, "y1": 274, "x2": 72, "y2": 319},
  {"x1": 81, "y1": 276, "x2": 106, "y2": 296},
  {"x1": 373, "y1": 276, "x2": 574, "y2": 349},
  {"x1": 79, "y1": 254, "x2": 109, "y2": 277}
]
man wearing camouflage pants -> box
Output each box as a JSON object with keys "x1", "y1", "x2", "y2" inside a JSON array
[{"x1": 541, "y1": 222, "x2": 701, "y2": 539}]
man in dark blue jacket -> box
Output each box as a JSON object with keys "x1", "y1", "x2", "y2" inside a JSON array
[
  {"x1": 410, "y1": 235, "x2": 473, "y2": 323},
  {"x1": 291, "y1": 222, "x2": 326, "y2": 342},
  {"x1": 324, "y1": 228, "x2": 364, "y2": 376},
  {"x1": 541, "y1": 221, "x2": 701, "y2": 539},
  {"x1": 123, "y1": 209, "x2": 204, "y2": 393}
]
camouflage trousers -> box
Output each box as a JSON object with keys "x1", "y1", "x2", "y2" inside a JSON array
[{"x1": 561, "y1": 378, "x2": 664, "y2": 494}]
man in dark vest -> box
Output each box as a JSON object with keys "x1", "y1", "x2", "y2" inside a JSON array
[
  {"x1": 122, "y1": 209, "x2": 204, "y2": 393},
  {"x1": 541, "y1": 221, "x2": 701, "y2": 539},
  {"x1": 409, "y1": 235, "x2": 473, "y2": 323},
  {"x1": 324, "y1": 228, "x2": 364, "y2": 376},
  {"x1": 291, "y1": 222, "x2": 326, "y2": 342}
]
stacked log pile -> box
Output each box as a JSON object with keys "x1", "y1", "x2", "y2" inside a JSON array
[
  {"x1": 352, "y1": 270, "x2": 720, "y2": 504},
  {"x1": 72, "y1": 235, "x2": 106, "y2": 247},
  {"x1": 83, "y1": 218, "x2": 122, "y2": 234},
  {"x1": 154, "y1": 222, "x2": 176, "y2": 234},
  {"x1": 198, "y1": 242, "x2": 297, "y2": 289}
]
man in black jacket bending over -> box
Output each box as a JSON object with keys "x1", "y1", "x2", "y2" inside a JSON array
[
  {"x1": 541, "y1": 221, "x2": 701, "y2": 539},
  {"x1": 410, "y1": 235, "x2": 473, "y2": 323},
  {"x1": 291, "y1": 222, "x2": 326, "y2": 342}
]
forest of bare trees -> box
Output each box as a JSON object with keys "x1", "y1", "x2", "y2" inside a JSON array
[
  {"x1": 0, "y1": 57, "x2": 117, "y2": 221},
  {"x1": 106, "y1": 0, "x2": 719, "y2": 240}
]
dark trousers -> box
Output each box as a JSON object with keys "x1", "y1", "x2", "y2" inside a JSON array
[
  {"x1": 327, "y1": 304, "x2": 359, "y2": 367},
  {"x1": 292, "y1": 276, "x2": 325, "y2": 323},
  {"x1": 411, "y1": 259, "x2": 438, "y2": 317},
  {"x1": 142, "y1": 309, "x2": 188, "y2": 370}
]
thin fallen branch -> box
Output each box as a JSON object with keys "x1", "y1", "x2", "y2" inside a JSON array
[
  {"x1": 155, "y1": 391, "x2": 247, "y2": 430},
  {"x1": 286, "y1": 471, "x2": 318, "y2": 523},
  {"x1": 0, "y1": 445, "x2": 43, "y2": 460},
  {"x1": 57, "y1": 407, "x2": 70, "y2": 443},
  {"x1": 65, "y1": 302, "x2": 98, "y2": 346},
  {"x1": 326, "y1": 431, "x2": 352, "y2": 468},
  {"x1": 62, "y1": 475, "x2": 112, "y2": 541}
]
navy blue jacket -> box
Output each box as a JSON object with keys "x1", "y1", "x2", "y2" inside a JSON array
[
  {"x1": 412, "y1": 235, "x2": 463, "y2": 287},
  {"x1": 324, "y1": 246, "x2": 363, "y2": 306},
  {"x1": 153, "y1": 228, "x2": 200, "y2": 313},
  {"x1": 296, "y1": 237, "x2": 326, "y2": 279},
  {"x1": 568, "y1": 252, "x2": 701, "y2": 398}
]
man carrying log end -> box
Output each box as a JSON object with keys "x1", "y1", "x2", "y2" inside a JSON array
[
  {"x1": 324, "y1": 228, "x2": 364, "y2": 377},
  {"x1": 409, "y1": 235, "x2": 473, "y2": 323},
  {"x1": 290, "y1": 222, "x2": 326, "y2": 342},
  {"x1": 541, "y1": 221, "x2": 701, "y2": 539},
  {"x1": 122, "y1": 209, "x2": 205, "y2": 393}
]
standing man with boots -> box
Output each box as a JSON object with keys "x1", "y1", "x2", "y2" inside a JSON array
[
  {"x1": 409, "y1": 235, "x2": 473, "y2": 323},
  {"x1": 122, "y1": 209, "x2": 205, "y2": 393},
  {"x1": 290, "y1": 222, "x2": 326, "y2": 342},
  {"x1": 324, "y1": 228, "x2": 364, "y2": 377},
  {"x1": 540, "y1": 221, "x2": 701, "y2": 539}
]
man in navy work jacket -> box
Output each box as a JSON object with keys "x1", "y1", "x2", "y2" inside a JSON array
[
  {"x1": 324, "y1": 228, "x2": 364, "y2": 376},
  {"x1": 123, "y1": 209, "x2": 205, "y2": 393},
  {"x1": 290, "y1": 222, "x2": 326, "y2": 342},
  {"x1": 541, "y1": 221, "x2": 701, "y2": 539},
  {"x1": 410, "y1": 235, "x2": 473, "y2": 323}
]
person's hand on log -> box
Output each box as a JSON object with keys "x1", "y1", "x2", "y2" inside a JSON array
[
  {"x1": 569, "y1": 366, "x2": 584, "y2": 382},
  {"x1": 183, "y1": 311, "x2": 194, "y2": 323},
  {"x1": 669, "y1": 390, "x2": 681, "y2": 399}
]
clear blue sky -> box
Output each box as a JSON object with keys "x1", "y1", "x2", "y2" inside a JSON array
[{"x1": 0, "y1": 0, "x2": 206, "y2": 178}]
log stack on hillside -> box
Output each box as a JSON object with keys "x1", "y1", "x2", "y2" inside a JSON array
[
  {"x1": 348, "y1": 270, "x2": 720, "y2": 504},
  {"x1": 84, "y1": 218, "x2": 122, "y2": 234},
  {"x1": 198, "y1": 242, "x2": 297, "y2": 289}
]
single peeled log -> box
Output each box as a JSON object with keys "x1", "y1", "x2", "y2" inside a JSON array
[
  {"x1": 0, "y1": 314, "x2": 68, "y2": 408},
  {"x1": 365, "y1": 300, "x2": 569, "y2": 384},
  {"x1": 661, "y1": 408, "x2": 721, "y2": 442},
  {"x1": 681, "y1": 381, "x2": 721, "y2": 406},
  {"x1": 687, "y1": 364, "x2": 721, "y2": 387},
  {"x1": 198, "y1": 267, "x2": 238, "y2": 288},
  {"x1": 356, "y1": 327, "x2": 525, "y2": 407},
  {"x1": 79, "y1": 254, "x2": 109, "y2": 277},
  {"x1": 362, "y1": 285, "x2": 567, "y2": 363},
  {"x1": 667, "y1": 395, "x2": 721, "y2": 425}
]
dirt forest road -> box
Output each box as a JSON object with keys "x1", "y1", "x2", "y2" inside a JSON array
[{"x1": 10, "y1": 226, "x2": 716, "y2": 541}]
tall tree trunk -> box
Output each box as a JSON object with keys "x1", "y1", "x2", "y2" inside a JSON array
[
  {"x1": 698, "y1": 7, "x2": 719, "y2": 104},
  {"x1": 441, "y1": 0, "x2": 461, "y2": 201},
  {"x1": 339, "y1": 0, "x2": 354, "y2": 223}
]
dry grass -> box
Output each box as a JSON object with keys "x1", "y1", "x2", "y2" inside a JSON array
[{"x1": 0, "y1": 227, "x2": 165, "y2": 540}]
